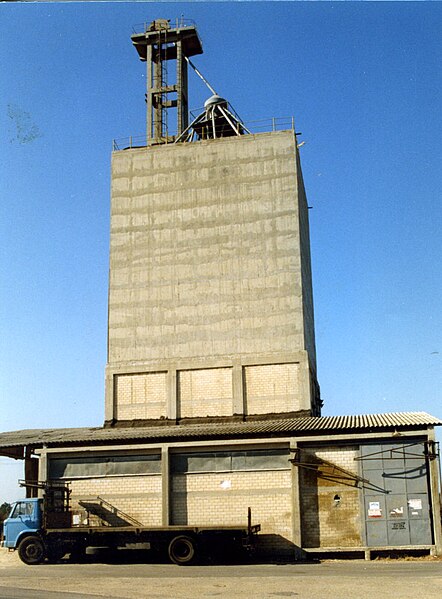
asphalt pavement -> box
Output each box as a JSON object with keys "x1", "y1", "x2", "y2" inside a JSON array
[{"x1": 0, "y1": 548, "x2": 441, "y2": 599}]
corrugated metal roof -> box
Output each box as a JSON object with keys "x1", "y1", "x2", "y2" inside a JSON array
[{"x1": 0, "y1": 412, "x2": 440, "y2": 451}]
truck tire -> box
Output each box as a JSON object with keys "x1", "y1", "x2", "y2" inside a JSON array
[
  {"x1": 18, "y1": 536, "x2": 46, "y2": 565},
  {"x1": 168, "y1": 535, "x2": 196, "y2": 565}
]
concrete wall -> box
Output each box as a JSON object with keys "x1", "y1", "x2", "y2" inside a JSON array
[
  {"x1": 296, "y1": 152, "x2": 317, "y2": 372},
  {"x1": 106, "y1": 131, "x2": 319, "y2": 421}
]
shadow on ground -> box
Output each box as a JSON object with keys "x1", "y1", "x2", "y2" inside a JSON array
[{"x1": 59, "y1": 547, "x2": 320, "y2": 566}]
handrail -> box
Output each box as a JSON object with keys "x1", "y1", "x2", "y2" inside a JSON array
[
  {"x1": 78, "y1": 496, "x2": 144, "y2": 528},
  {"x1": 112, "y1": 116, "x2": 296, "y2": 151},
  {"x1": 132, "y1": 18, "x2": 197, "y2": 35},
  {"x1": 96, "y1": 496, "x2": 144, "y2": 527}
]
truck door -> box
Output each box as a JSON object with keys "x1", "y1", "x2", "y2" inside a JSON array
[{"x1": 3, "y1": 501, "x2": 40, "y2": 548}]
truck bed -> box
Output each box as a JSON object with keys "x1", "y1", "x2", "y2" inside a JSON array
[{"x1": 46, "y1": 523, "x2": 260, "y2": 534}]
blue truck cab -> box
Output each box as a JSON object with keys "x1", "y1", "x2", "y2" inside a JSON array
[{"x1": 2, "y1": 498, "x2": 42, "y2": 549}]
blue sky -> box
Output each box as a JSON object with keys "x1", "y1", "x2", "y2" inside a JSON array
[{"x1": 0, "y1": 1, "x2": 441, "y2": 503}]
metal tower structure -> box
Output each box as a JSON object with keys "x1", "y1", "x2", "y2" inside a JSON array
[
  {"x1": 131, "y1": 19, "x2": 203, "y2": 145},
  {"x1": 175, "y1": 94, "x2": 250, "y2": 143}
]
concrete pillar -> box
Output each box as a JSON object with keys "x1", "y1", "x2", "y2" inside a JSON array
[
  {"x1": 290, "y1": 439, "x2": 304, "y2": 559},
  {"x1": 167, "y1": 368, "x2": 177, "y2": 420},
  {"x1": 232, "y1": 362, "x2": 244, "y2": 415},
  {"x1": 37, "y1": 448, "x2": 48, "y2": 499},
  {"x1": 104, "y1": 369, "x2": 115, "y2": 423},
  {"x1": 297, "y1": 352, "x2": 313, "y2": 413},
  {"x1": 24, "y1": 447, "x2": 39, "y2": 498},
  {"x1": 161, "y1": 445, "x2": 170, "y2": 526}
]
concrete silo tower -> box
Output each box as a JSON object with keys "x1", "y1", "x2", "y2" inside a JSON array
[{"x1": 105, "y1": 19, "x2": 321, "y2": 425}]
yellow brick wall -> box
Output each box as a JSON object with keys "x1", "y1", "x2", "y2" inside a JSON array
[
  {"x1": 244, "y1": 363, "x2": 299, "y2": 414},
  {"x1": 171, "y1": 470, "x2": 293, "y2": 554},
  {"x1": 66, "y1": 475, "x2": 162, "y2": 527},
  {"x1": 115, "y1": 372, "x2": 167, "y2": 419},
  {"x1": 179, "y1": 367, "x2": 233, "y2": 418},
  {"x1": 299, "y1": 446, "x2": 362, "y2": 548}
]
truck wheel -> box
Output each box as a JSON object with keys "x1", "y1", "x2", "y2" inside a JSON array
[
  {"x1": 168, "y1": 535, "x2": 196, "y2": 565},
  {"x1": 18, "y1": 536, "x2": 46, "y2": 565}
]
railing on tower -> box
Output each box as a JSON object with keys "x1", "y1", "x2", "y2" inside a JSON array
[{"x1": 112, "y1": 116, "x2": 296, "y2": 151}]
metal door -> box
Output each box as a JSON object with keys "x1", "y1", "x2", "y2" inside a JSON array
[{"x1": 361, "y1": 442, "x2": 432, "y2": 547}]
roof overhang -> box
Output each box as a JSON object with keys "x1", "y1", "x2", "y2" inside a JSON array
[{"x1": 0, "y1": 412, "x2": 440, "y2": 457}]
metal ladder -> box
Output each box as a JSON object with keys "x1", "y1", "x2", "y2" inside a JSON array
[{"x1": 78, "y1": 497, "x2": 143, "y2": 527}]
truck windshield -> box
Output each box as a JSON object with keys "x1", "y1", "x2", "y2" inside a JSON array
[{"x1": 10, "y1": 502, "x2": 34, "y2": 518}]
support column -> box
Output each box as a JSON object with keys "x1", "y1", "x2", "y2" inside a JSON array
[
  {"x1": 297, "y1": 352, "x2": 313, "y2": 413},
  {"x1": 232, "y1": 362, "x2": 244, "y2": 416},
  {"x1": 168, "y1": 368, "x2": 178, "y2": 420},
  {"x1": 153, "y1": 46, "x2": 163, "y2": 141},
  {"x1": 290, "y1": 439, "x2": 304, "y2": 559},
  {"x1": 37, "y1": 448, "x2": 48, "y2": 499},
  {"x1": 24, "y1": 447, "x2": 39, "y2": 498},
  {"x1": 428, "y1": 429, "x2": 442, "y2": 555},
  {"x1": 104, "y1": 369, "x2": 115, "y2": 423},
  {"x1": 176, "y1": 40, "x2": 184, "y2": 135},
  {"x1": 161, "y1": 445, "x2": 170, "y2": 526},
  {"x1": 146, "y1": 44, "x2": 153, "y2": 144}
]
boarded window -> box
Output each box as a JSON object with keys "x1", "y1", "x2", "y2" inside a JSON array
[
  {"x1": 49, "y1": 454, "x2": 161, "y2": 479},
  {"x1": 171, "y1": 448, "x2": 289, "y2": 474}
]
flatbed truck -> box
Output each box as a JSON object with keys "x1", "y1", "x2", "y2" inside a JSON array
[{"x1": 1, "y1": 481, "x2": 260, "y2": 565}]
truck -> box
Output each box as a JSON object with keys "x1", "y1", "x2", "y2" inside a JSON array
[{"x1": 1, "y1": 481, "x2": 260, "y2": 565}]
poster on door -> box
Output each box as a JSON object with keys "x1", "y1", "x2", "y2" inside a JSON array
[{"x1": 368, "y1": 501, "x2": 382, "y2": 518}]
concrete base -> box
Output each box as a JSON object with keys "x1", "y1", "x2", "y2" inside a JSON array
[{"x1": 304, "y1": 545, "x2": 434, "y2": 561}]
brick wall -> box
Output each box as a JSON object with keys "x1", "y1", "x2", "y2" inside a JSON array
[
  {"x1": 115, "y1": 372, "x2": 167, "y2": 419},
  {"x1": 300, "y1": 446, "x2": 362, "y2": 548},
  {"x1": 171, "y1": 469, "x2": 293, "y2": 554},
  {"x1": 66, "y1": 475, "x2": 162, "y2": 527},
  {"x1": 244, "y1": 363, "x2": 299, "y2": 415},
  {"x1": 178, "y1": 367, "x2": 233, "y2": 418}
]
